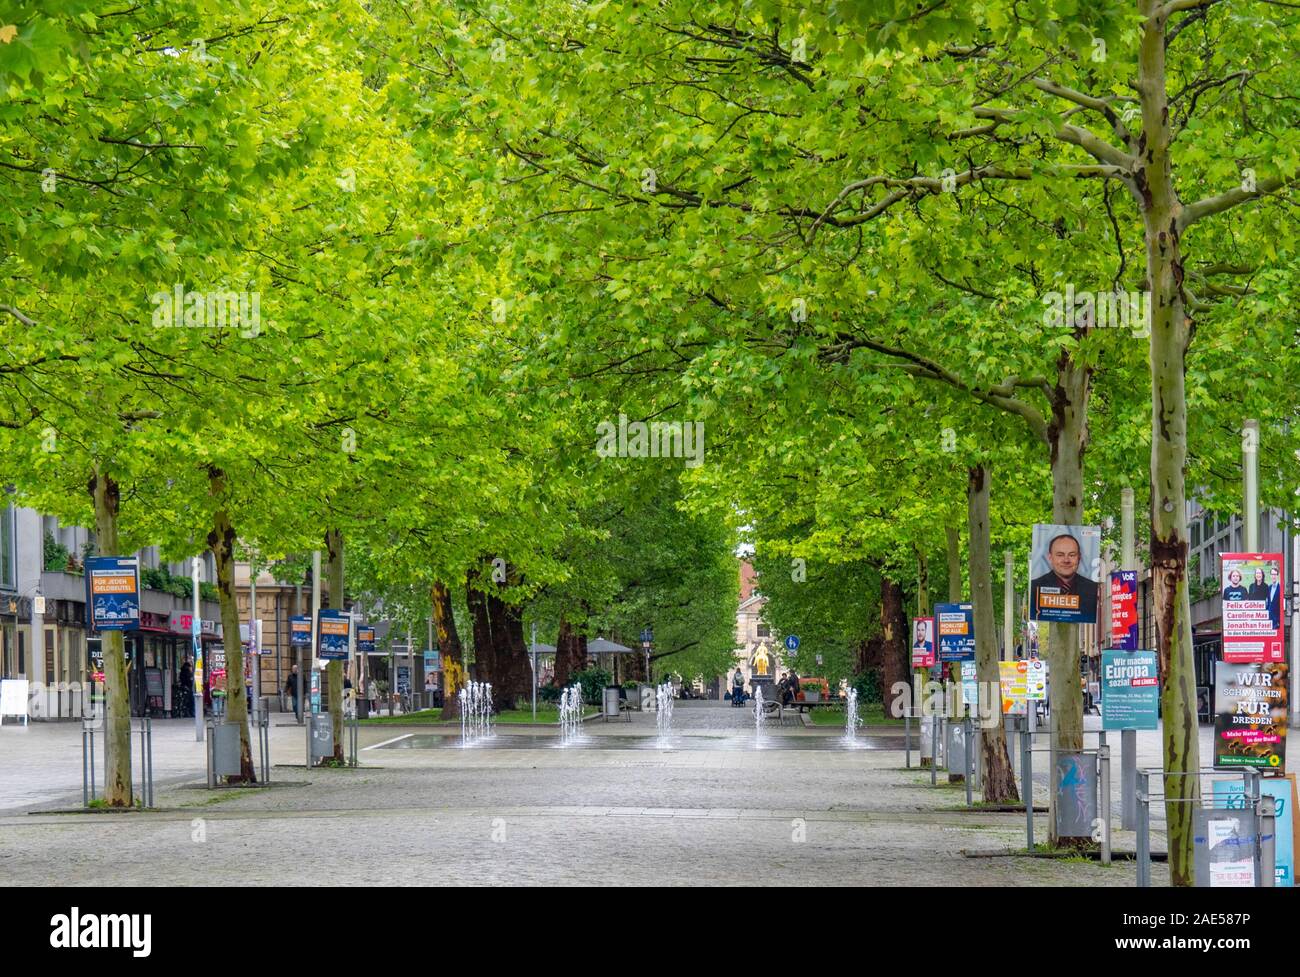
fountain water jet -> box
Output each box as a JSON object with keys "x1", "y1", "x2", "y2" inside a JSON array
[
  {"x1": 655, "y1": 681, "x2": 674, "y2": 741},
  {"x1": 458, "y1": 680, "x2": 493, "y2": 746},
  {"x1": 557, "y1": 683, "x2": 585, "y2": 744}
]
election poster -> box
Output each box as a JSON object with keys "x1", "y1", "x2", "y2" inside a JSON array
[
  {"x1": 358, "y1": 626, "x2": 376, "y2": 654},
  {"x1": 317, "y1": 609, "x2": 351, "y2": 661},
  {"x1": 1214, "y1": 661, "x2": 1288, "y2": 769},
  {"x1": 1100, "y1": 649, "x2": 1159, "y2": 730},
  {"x1": 911, "y1": 617, "x2": 935, "y2": 669},
  {"x1": 85, "y1": 557, "x2": 140, "y2": 631},
  {"x1": 1220, "y1": 552, "x2": 1285, "y2": 663},
  {"x1": 999, "y1": 660, "x2": 1027, "y2": 715},
  {"x1": 934, "y1": 603, "x2": 974, "y2": 663},
  {"x1": 1212, "y1": 775, "x2": 1298, "y2": 887},
  {"x1": 1109, "y1": 570, "x2": 1138, "y2": 650},
  {"x1": 1030, "y1": 524, "x2": 1101, "y2": 623},
  {"x1": 290, "y1": 615, "x2": 312, "y2": 647}
]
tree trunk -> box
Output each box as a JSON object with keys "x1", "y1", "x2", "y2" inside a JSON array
[
  {"x1": 324, "y1": 528, "x2": 344, "y2": 761},
  {"x1": 554, "y1": 616, "x2": 587, "y2": 688},
  {"x1": 1045, "y1": 354, "x2": 1091, "y2": 842},
  {"x1": 1138, "y1": 0, "x2": 1199, "y2": 884},
  {"x1": 880, "y1": 577, "x2": 908, "y2": 709},
  {"x1": 433, "y1": 580, "x2": 463, "y2": 721},
  {"x1": 945, "y1": 526, "x2": 962, "y2": 601},
  {"x1": 968, "y1": 464, "x2": 1018, "y2": 803},
  {"x1": 207, "y1": 469, "x2": 255, "y2": 783},
  {"x1": 467, "y1": 559, "x2": 530, "y2": 709},
  {"x1": 89, "y1": 467, "x2": 132, "y2": 807}
]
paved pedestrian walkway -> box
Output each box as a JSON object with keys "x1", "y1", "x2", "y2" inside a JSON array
[{"x1": 0, "y1": 712, "x2": 1207, "y2": 886}]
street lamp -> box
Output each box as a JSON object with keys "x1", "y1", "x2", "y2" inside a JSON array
[{"x1": 640, "y1": 625, "x2": 653, "y2": 686}]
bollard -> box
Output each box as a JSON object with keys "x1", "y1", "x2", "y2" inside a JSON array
[
  {"x1": 1136, "y1": 771, "x2": 1150, "y2": 887},
  {"x1": 905, "y1": 707, "x2": 912, "y2": 769},
  {"x1": 1099, "y1": 744, "x2": 1111, "y2": 866},
  {"x1": 205, "y1": 719, "x2": 216, "y2": 789},
  {"x1": 964, "y1": 716, "x2": 973, "y2": 807},
  {"x1": 930, "y1": 713, "x2": 938, "y2": 787}
]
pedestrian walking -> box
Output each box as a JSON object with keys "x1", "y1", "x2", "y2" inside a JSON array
[{"x1": 285, "y1": 664, "x2": 301, "y2": 721}]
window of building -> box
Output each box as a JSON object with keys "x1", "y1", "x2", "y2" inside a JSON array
[
  {"x1": 0, "y1": 503, "x2": 13, "y2": 590},
  {"x1": 1190, "y1": 520, "x2": 1201, "y2": 549},
  {"x1": 756, "y1": 623, "x2": 770, "y2": 638}
]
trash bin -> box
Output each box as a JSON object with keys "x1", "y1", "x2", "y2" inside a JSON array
[
  {"x1": 603, "y1": 686, "x2": 621, "y2": 719},
  {"x1": 356, "y1": 697, "x2": 370, "y2": 720},
  {"x1": 310, "y1": 713, "x2": 334, "y2": 761},
  {"x1": 212, "y1": 722, "x2": 243, "y2": 777}
]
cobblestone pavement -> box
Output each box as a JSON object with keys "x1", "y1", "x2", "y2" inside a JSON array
[{"x1": 0, "y1": 713, "x2": 1177, "y2": 886}]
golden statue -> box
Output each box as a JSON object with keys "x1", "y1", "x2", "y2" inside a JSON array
[{"x1": 753, "y1": 646, "x2": 770, "y2": 676}]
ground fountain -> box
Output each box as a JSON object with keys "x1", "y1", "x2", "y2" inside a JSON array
[
  {"x1": 842, "y1": 688, "x2": 860, "y2": 745},
  {"x1": 655, "y1": 681, "x2": 674, "y2": 742},
  {"x1": 557, "y1": 683, "x2": 585, "y2": 744},
  {"x1": 459, "y1": 680, "x2": 493, "y2": 746},
  {"x1": 753, "y1": 685, "x2": 766, "y2": 742}
]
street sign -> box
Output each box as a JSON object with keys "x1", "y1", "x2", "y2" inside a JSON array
[{"x1": 784, "y1": 635, "x2": 800, "y2": 651}]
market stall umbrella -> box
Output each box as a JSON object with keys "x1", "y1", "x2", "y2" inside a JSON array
[{"x1": 586, "y1": 637, "x2": 641, "y2": 683}]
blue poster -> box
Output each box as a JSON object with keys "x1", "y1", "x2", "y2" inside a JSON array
[
  {"x1": 357, "y1": 626, "x2": 376, "y2": 654},
  {"x1": 317, "y1": 609, "x2": 350, "y2": 661},
  {"x1": 934, "y1": 603, "x2": 975, "y2": 662},
  {"x1": 1101, "y1": 649, "x2": 1159, "y2": 730},
  {"x1": 290, "y1": 615, "x2": 312, "y2": 647},
  {"x1": 85, "y1": 557, "x2": 140, "y2": 631},
  {"x1": 1212, "y1": 778, "x2": 1296, "y2": 887}
]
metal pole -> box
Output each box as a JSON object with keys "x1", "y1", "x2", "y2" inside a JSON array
[
  {"x1": 964, "y1": 716, "x2": 972, "y2": 807},
  {"x1": 1244, "y1": 418, "x2": 1259, "y2": 551},
  {"x1": 1136, "y1": 771, "x2": 1150, "y2": 887},
  {"x1": 250, "y1": 574, "x2": 260, "y2": 717},
  {"x1": 1003, "y1": 549, "x2": 1014, "y2": 661},
  {"x1": 1022, "y1": 724, "x2": 1033, "y2": 850},
  {"x1": 89, "y1": 725, "x2": 95, "y2": 801},
  {"x1": 82, "y1": 724, "x2": 89, "y2": 807},
  {"x1": 905, "y1": 705, "x2": 912, "y2": 769},
  {"x1": 1099, "y1": 744, "x2": 1111, "y2": 865},
  {"x1": 309, "y1": 549, "x2": 319, "y2": 769},
  {"x1": 531, "y1": 621, "x2": 537, "y2": 721},
  {"x1": 192, "y1": 557, "x2": 204, "y2": 742},
  {"x1": 1120, "y1": 487, "x2": 1138, "y2": 829}
]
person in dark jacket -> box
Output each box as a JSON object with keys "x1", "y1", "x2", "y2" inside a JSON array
[{"x1": 285, "y1": 664, "x2": 301, "y2": 721}]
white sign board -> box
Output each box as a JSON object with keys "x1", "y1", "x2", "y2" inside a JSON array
[
  {"x1": 1025, "y1": 659, "x2": 1047, "y2": 700},
  {"x1": 0, "y1": 679, "x2": 30, "y2": 725}
]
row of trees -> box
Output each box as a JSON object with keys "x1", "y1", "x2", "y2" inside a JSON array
[{"x1": 4, "y1": 0, "x2": 1298, "y2": 884}]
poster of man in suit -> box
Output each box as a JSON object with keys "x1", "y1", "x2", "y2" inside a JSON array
[
  {"x1": 1030, "y1": 524, "x2": 1101, "y2": 624},
  {"x1": 1221, "y1": 552, "x2": 1285, "y2": 663}
]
